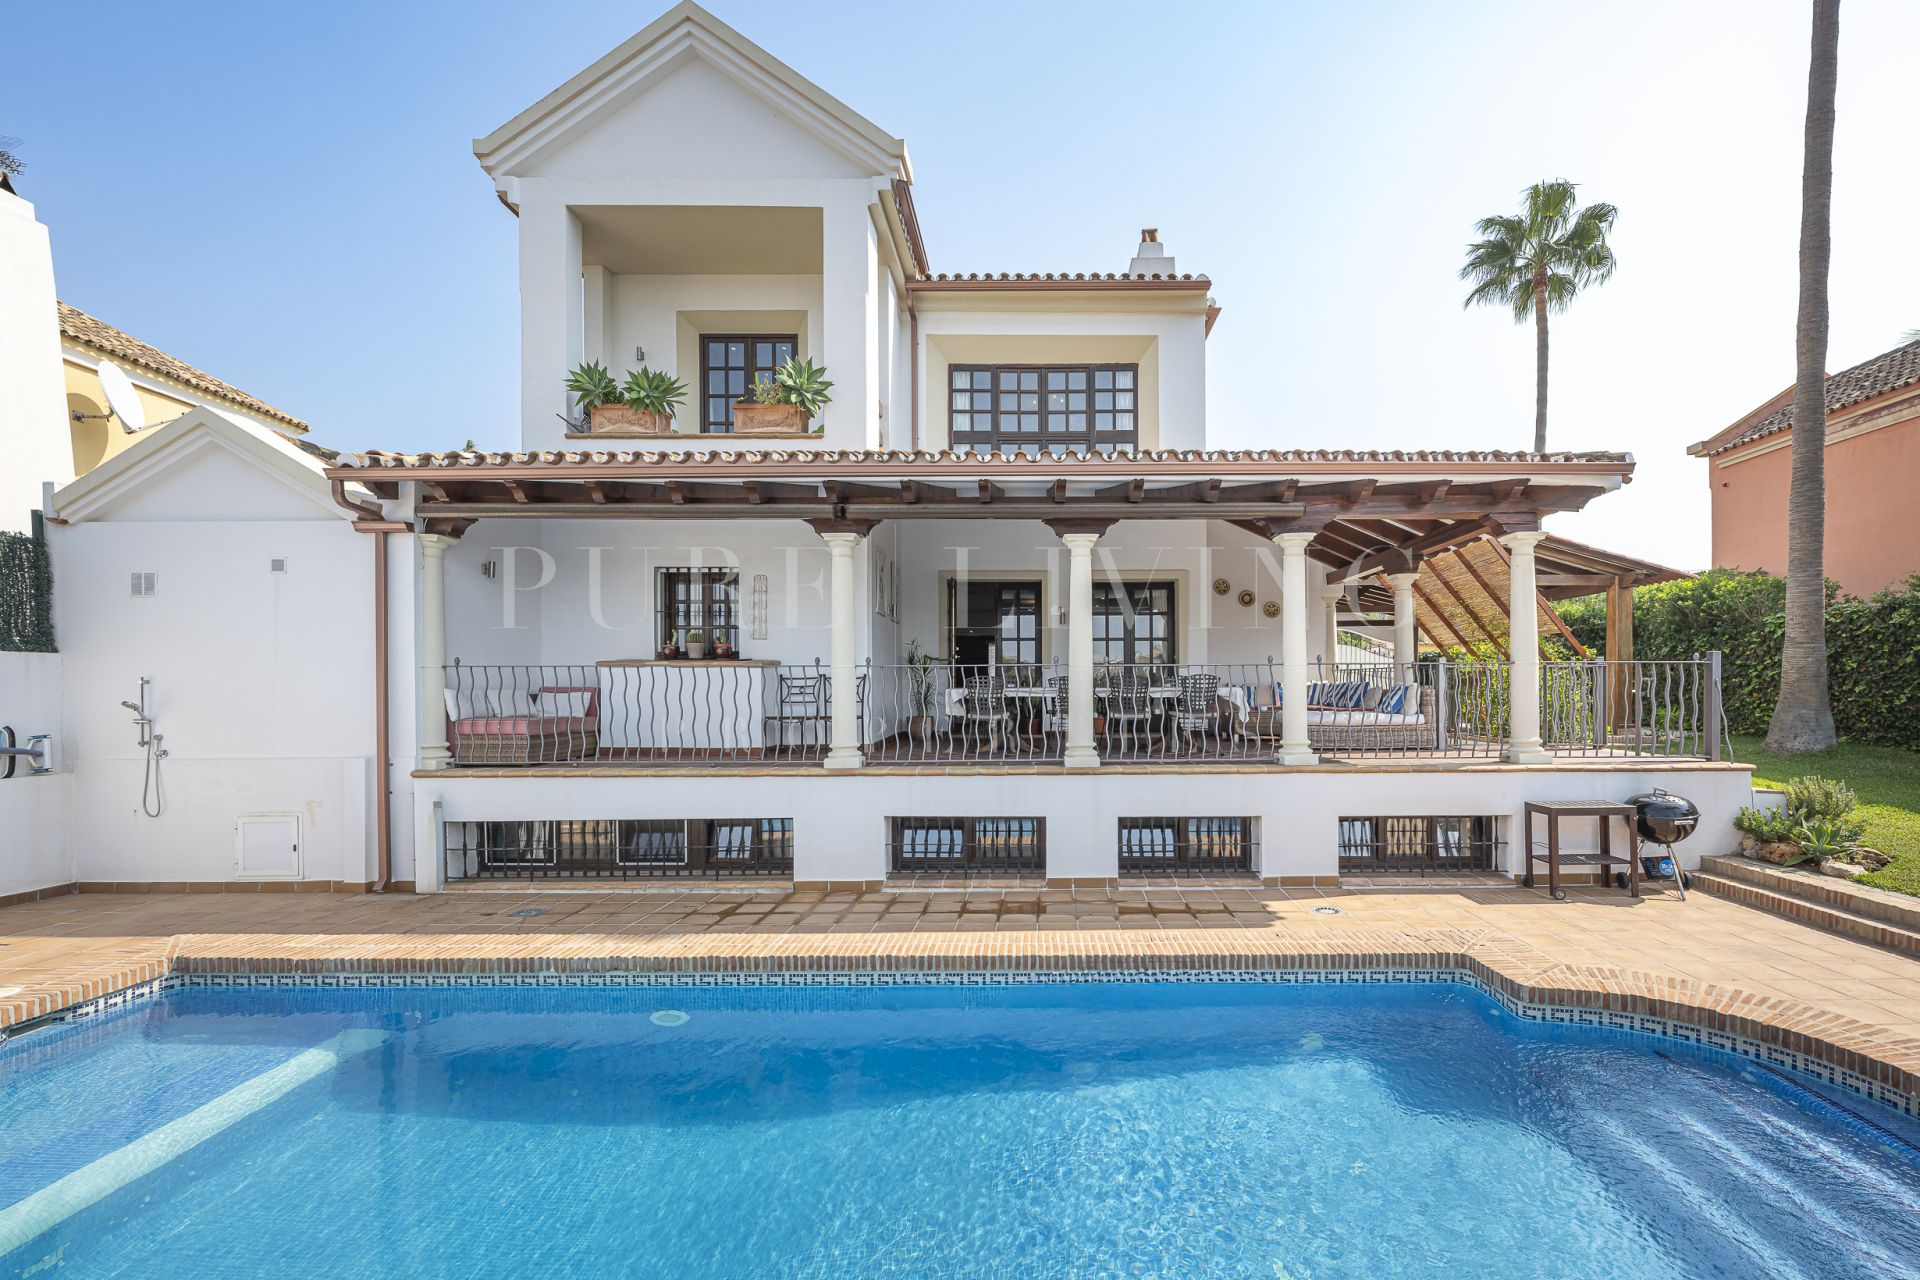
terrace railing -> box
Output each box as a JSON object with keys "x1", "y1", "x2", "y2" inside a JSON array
[
  {"x1": 437, "y1": 652, "x2": 1723, "y2": 768},
  {"x1": 442, "y1": 660, "x2": 833, "y2": 766}
]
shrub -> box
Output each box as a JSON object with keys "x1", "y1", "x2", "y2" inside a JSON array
[
  {"x1": 1557, "y1": 571, "x2": 1920, "y2": 749},
  {"x1": 1783, "y1": 774, "x2": 1857, "y2": 822},
  {"x1": 748, "y1": 377, "x2": 784, "y2": 405},
  {"x1": 1734, "y1": 805, "x2": 1798, "y2": 843}
]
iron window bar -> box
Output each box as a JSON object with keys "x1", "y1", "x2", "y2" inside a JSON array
[
  {"x1": 445, "y1": 818, "x2": 794, "y2": 881},
  {"x1": 1118, "y1": 817, "x2": 1256, "y2": 874}
]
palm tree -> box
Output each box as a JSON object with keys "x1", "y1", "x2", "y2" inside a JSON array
[
  {"x1": 1460, "y1": 181, "x2": 1618, "y2": 453},
  {"x1": 1765, "y1": 0, "x2": 1842, "y2": 755}
]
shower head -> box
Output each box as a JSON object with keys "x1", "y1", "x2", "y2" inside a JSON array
[{"x1": 120, "y1": 700, "x2": 142, "y2": 713}]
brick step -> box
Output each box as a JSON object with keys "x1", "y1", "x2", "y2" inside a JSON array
[
  {"x1": 1699, "y1": 854, "x2": 1920, "y2": 933},
  {"x1": 1692, "y1": 870, "x2": 1920, "y2": 959}
]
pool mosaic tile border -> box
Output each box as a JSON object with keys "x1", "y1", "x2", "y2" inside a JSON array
[{"x1": 11, "y1": 962, "x2": 1916, "y2": 1120}]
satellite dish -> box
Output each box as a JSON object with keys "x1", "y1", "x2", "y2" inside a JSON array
[{"x1": 96, "y1": 361, "x2": 148, "y2": 434}]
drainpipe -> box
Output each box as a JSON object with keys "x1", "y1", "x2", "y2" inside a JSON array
[
  {"x1": 908, "y1": 298, "x2": 920, "y2": 451},
  {"x1": 351, "y1": 512, "x2": 408, "y2": 892}
]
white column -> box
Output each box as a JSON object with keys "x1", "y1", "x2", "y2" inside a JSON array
[
  {"x1": 517, "y1": 199, "x2": 584, "y2": 451},
  {"x1": 1388, "y1": 570, "x2": 1420, "y2": 683},
  {"x1": 417, "y1": 533, "x2": 455, "y2": 770},
  {"x1": 821, "y1": 530, "x2": 865, "y2": 770},
  {"x1": 1274, "y1": 532, "x2": 1317, "y2": 765},
  {"x1": 1061, "y1": 531, "x2": 1102, "y2": 769},
  {"x1": 1502, "y1": 530, "x2": 1552, "y2": 763},
  {"x1": 1320, "y1": 582, "x2": 1343, "y2": 674},
  {"x1": 819, "y1": 194, "x2": 879, "y2": 449}
]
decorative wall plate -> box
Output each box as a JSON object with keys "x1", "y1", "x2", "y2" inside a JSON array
[
  {"x1": 1237, "y1": 589, "x2": 1256, "y2": 608},
  {"x1": 1213, "y1": 577, "x2": 1231, "y2": 596},
  {"x1": 1262, "y1": 600, "x2": 1280, "y2": 618}
]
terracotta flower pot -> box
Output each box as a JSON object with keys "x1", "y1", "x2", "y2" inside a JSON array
[
  {"x1": 731, "y1": 402, "x2": 810, "y2": 436},
  {"x1": 587, "y1": 405, "x2": 673, "y2": 436}
]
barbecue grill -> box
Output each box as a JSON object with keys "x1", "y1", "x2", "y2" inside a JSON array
[{"x1": 1622, "y1": 789, "x2": 1699, "y2": 897}]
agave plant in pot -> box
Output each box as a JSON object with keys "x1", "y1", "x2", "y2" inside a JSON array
[
  {"x1": 903, "y1": 639, "x2": 939, "y2": 746},
  {"x1": 732, "y1": 356, "x2": 832, "y2": 435},
  {"x1": 615, "y1": 367, "x2": 687, "y2": 435}
]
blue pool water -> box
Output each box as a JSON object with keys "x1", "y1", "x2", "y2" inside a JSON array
[{"x1": 3, "y1": 982, "x2": 1919, "y2": 1279}]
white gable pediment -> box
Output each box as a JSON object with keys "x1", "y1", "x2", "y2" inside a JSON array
[
  {"x1": 523, "y1": 56, "x2": 873, "y2": 182},
  {"x1": 475, "y1": 2, "x2": 909, "y2": 184},
  {"x1": 51, "y1": 409, "x2": 360, "y2": 524}
]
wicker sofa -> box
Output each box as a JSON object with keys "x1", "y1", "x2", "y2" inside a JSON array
[
  {"x1": 1308, "y1": 686, "x2": 1437, "y2": 753},
  {"x1": 448, "y1": 684, "x2": 600, "y2": 765},
  {"x1": 1233, "y1": 685, "x2": 1438, "y2": 754}
]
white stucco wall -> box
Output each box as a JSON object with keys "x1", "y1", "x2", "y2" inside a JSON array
[
  {"x1": 49, "y1": 486, "x2": 377, "y2": 886},
  {"x1": 0, "y1": 190, "x2": 73, "y2": 531},
  {"x1": 0, "y1": 652, "x2": 71, "y2": 896},
  {"x1": 416, "y1": 762, "x2": 1753, "y2": 889}
]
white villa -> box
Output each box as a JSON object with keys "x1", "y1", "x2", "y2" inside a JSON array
[{"x1": 8, "y1": 3, "x2": 1753, "y2": 898}]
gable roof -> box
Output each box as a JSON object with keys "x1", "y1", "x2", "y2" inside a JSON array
[
  {"x1": 473, "y1": 1, "x2": 910, "y2": 183},
  {"x1": 1689, "y1": 338, "x2": 1920, "y2": 458},
  {"x1": 59, "y1": 301, "x2": 307, "y2": 432},
  {"x1": 51, "y1": 406, "x2": 365, "y2": 524}
]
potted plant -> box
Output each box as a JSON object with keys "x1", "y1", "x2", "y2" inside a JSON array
[
  {"x1": 564, "y1": 361, "x2": 630, "y2": 434},
  {"x1": 614, "y1": 367, "x2": 688, "y2": 435},
  {"x1": 732, "y1": 356, "x2": 833, "y2": 435},
  {"x1": 712, "y1": 636, "x2": 737, "y2": 660},
  {"x1": 660, "y1": 636, "x2": 682, "y2": 660},
  {"x1": 685, "y1": 629, "x2": 706, "y2": 661},
  {"x1": 904, "y1": 639, "x2": 938, "y2": 745}
]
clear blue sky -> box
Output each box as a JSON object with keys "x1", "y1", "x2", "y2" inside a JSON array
[{"x1": 10, "y1": 1, "x2": 1917, "y2": 567}]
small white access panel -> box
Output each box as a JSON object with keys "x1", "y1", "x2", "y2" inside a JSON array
[{"x1": 235, "y1": 813, "x2": 302, "y2": 879}]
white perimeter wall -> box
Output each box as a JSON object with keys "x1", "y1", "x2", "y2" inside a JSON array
[
  {"x1": 416, "y1": 763, "x2": 1754, "y2": 889},
  {"x1": 0, "y1": 653, "x2": 71, "y2": 895},
  {"x1": 50, "y1": 517, "x2": 377, "y2": 885},
  {"x1": 0, "y1": 190, "x2": 73, "y2": 532}
]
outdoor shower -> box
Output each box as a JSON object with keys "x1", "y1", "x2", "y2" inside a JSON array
[{"x1": 121, "y1": 677, "x2": 167, "y2": 817}]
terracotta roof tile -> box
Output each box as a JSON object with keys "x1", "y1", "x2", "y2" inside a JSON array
[
  {"x1": 57, "y1": 301, "x2": 307, "y2": 431},
  {"x1": 1701, "y1": 338, "x2": 1920, "y2": 456},
  {"x1": 340, "y1": 446, "x2": 1630, "y2": 470}
]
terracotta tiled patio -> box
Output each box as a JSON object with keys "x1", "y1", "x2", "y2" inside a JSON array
[{"x1": 5, "y1": 881, "x2": 1920, "y2": 1107}]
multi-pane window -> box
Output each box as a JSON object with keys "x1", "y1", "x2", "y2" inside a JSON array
[
  {"x1": 701, "y1": 334, "x2": 797, "y2": 432},
  {"x1": 951, "y1": 580, "x2": 1042, "y2": 665},
  {"x1": 1093, "y1": 581, "x2": 1176, "y2": 666},
  {"x1": 659, "y1": 568, "x2": 740, "y2": 651},
  {"x1": 949, "y1": 364, "x2": 1138, "y2": 455}
]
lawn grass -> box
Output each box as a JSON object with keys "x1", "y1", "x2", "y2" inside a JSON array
[{"x1": 1732, "y1": 734, "x2": 1920, "y2": 896}]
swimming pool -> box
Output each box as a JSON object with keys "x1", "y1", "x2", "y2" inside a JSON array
[{"x1": 3, "y1": 980, "x2": 1917, "y2": 1278}]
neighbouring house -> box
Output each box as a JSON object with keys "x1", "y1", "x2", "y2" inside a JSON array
[
  {"x1": 0, "y1": 178, "x2": 306, "y2": 532},
  {"x1": 1687, "y1": 337, "x2": 1920, "y2": 596},
  {"x1": 59, "y1": 302, "x2": 308, "y2": 477},
  {"x1": 7, "y1": 2, "x2": 1754, "y2": 901}
]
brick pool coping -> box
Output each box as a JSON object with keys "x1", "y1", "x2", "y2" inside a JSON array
[{"x1": 8, "y1": 925, "x2": 1918, "y2": 1117}]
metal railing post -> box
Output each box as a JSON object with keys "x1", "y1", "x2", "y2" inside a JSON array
[
  {"x1": 1591, "y1": 659, "x2": 1608, "y2": 751},
  {"x1": 1434, "y1": 661, "x2": 1450, "y2": 753},
  {"x1": 1704, "y1": 651, "x2": 1723, "y2": 762}
]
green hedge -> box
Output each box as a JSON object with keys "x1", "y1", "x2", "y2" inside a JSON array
[
  {"x1": 0, "y1": 528, "x2": 55, "y2": 653},
  {"x1": 1558, "y1": 569, "x2": 1920, "y2": 749}
]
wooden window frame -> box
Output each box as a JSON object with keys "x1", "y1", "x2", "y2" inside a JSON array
[
  {"x1": 948, "y1": 362, "x2": 1139, "y2": 455},
  {"x1": 699, "y1": 333, "x2": 798, "y2": 433},
  {"x1": 658, "y1": 567, "x2": 741, "y2": 651}
]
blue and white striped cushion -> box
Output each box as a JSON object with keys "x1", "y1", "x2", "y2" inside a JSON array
[{"x1": 1376, "y1": 683, "x2": 1419, "y2": 715}]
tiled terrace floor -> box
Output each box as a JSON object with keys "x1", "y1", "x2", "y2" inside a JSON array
[{"x1": 2, "y1": 880, "x2": 1918, "y2": 1045}]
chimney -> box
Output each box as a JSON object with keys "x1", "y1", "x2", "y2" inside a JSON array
[{"x1": 1126, "y1": 227, "x2": 1175, "y2": 277}]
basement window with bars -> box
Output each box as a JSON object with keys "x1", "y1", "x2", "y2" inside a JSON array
[
  {"x1": 888, "y1": 817, "x2": 1045, "y2": 873},
  {"x1": 445, "y1": 819, "x2": 793, "y2": 880},
  {"x1": 1337, "y1": 816, "x2": 1501, "y2": 874},
  {"x1": 1117, "y1": 817, "x2": 1256, "y2": 874}
]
